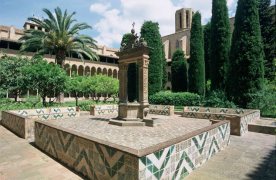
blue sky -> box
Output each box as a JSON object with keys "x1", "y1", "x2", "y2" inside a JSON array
[{"x1": 0, "y1": 0, "x2": 274, "y2": 48}]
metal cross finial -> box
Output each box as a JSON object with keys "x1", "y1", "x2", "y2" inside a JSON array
[{"x1": 132, "y1": 22, "x2": 135, "y2": 29}]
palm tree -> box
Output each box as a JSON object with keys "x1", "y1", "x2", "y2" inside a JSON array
[{"x1": 20, "y1": 7, "x2": 99, "y2": 67}]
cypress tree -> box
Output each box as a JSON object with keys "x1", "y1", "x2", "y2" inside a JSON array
[
  {"x1": 204, "y1": 22, "x2": 211, "y2": 81},
  {"x1": 210, "y1": 0, "x2": 231, "y2": 90},
  {"x1": 258, "y1": 0, "x2": 275, "y2": 80},
  {"x1": 171, "y1": 49, "x2": 188, "y2": 92},
  {"x1": 227, "y1": 0, "x2": 265, "y2": 107},
  {"x1": 140, "y1": 21, "x2": 163, "y2": 95},
  {"x1": 188, "y1": 12, "x2": 205, "y2": 96},
  {"x1": 162, "y1": 46, "x2": 168, "y2": 90},
  {"x1": 120, "y1": 33, "x2": 138, "y2": 102}
]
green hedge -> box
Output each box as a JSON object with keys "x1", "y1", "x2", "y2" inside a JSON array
[{"x1": 149, "y1": 91, "x2": 200, "y2": 106}]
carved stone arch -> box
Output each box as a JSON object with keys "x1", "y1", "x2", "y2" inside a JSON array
[
  {"x1": 78, "y1": 65, "x2": 84, "y2": 76},
  {"x1": 64, "y1": 64, "x2": 71, "y2": 76},
  {"x1": 103, "y1": 68, "x2": 107, "y2": 75},
  {"x1": 113, "y1": 69, "x2": 118, "y2": 78},
  {"x1": 108, "y1": 69, "x2": 112, "y2": 77},
  {"x1": 84, "y1": 66, "x2": 90, "y2": 76},
  {"x1": 91, "y1": 67, "x2": 96, "y2": 76},
  {"x1": 97, "y1": 67, "x2": 102, "y2": 74},
  {"x1": 71, "y1": 64, "x2": 78, "y2": 76}
]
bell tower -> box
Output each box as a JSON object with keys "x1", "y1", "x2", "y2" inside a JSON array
[{"x1": 175, "y1": 8, "x2": 193, "y2": 32}]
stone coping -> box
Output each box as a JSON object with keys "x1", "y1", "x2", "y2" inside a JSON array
[
  {"x1": 34, "y1": 119, "x2": 229, "y2": 157},
  {"x1": 183, "y1": 106, "x2": 259, "y2": 117},
  {"x1": 2, "y1": 110, "x2": 27, "y2": 119}
]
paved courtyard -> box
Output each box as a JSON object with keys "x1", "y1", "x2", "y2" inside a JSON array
[
  {"x1": 42, "y1": 114, "x2": 211, "y2": 151},
  {"x1": 0, "y1": 125, "x2": 82, "y2": 180},
  {"x1": 0, "y1": 124, "x2": 275, "y2": 179},
  {"x1": 187, "y1": 132, "x2": 276, "y2": 180}
]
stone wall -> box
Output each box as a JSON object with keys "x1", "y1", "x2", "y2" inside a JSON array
[
  {"x1": 1, "y1": 111, "x2": 30, "y2": 139},
  {"x1": 183, "y1": 106, "x2": 260, "y2": 136},
  {"x1": 1, "y1": 107, "x2": 79, "y2": 141},
  {"x1": 90, "y1": 105, "x2": 174, "y2": 116},
  {"x1": 34, "y1": 120, "x2": 230, "y2": 180},
  {"x1": 90, "y1": 105, "x2": 118, "y2": 116},
  {"x1": 149, "y1": 105, "x2": 174, "y2": 116},
  {"x1": 138, "y1": 121, "x2": 230, "y2": 179},
  {"x1": 35, "y1": 121, "x2": 140, "y2": 179}
]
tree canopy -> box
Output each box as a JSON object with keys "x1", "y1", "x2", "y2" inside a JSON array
[
  {"x1": 227, "y1": 0, "x2": 265, "y2": 107},
  {"x1": 171, "y1": 49, "x2": 188, "y2": 92},
  {"x1": 19, "y1": 7, "x2": 98, "y2": 67},
  {"x1": 258, "y1": 0, "x2": 275, "y2": 80},
  {"x1": 0, "y1": 55, "x2": 30, "y2": 101},
  {"x1": 140, "y1": 21, "x2": 164, "y2": 95},
  {"x1": 23, "y1": 57, "x2": 68, "y2": 106},
  {"x1": 188, "y1": 12, "x2": 205, "y2": 96},
  {"x1": 210, "y1": 0, "x2": 231, "y2": 90}
]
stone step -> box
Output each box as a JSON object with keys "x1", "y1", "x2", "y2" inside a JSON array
[
  {"x1": 108, "y1": 120, "x2": 145, "y2": 126},
  {"x1": 248, "y1": 118, "x2": 276, "y2": 135}
]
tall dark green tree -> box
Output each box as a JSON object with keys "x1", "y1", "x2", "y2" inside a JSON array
[
  {"x1": 258, "y1": 0, "x2": 275, "y2": 80},
  {"x1": 162, "y1": 46, "x2": 168, "y2": 90},
  {"x1": 227, "y1": 0, "x2": 265, "y2": 107},
  {"x1": 210, "y1": 0, "x2": 231, "y2": 90},
  {"x1": 171, "y1": 49, "x2": 188, "y2": 92},
  {"x1": 204, "y1": 22, "x2": 211, "y2": 82},
  {"x1": 120, "y1": 33, "x2": 138, "y2": 102},
  {"x1": 188, "y1": 12, "x2": 205, "y2": 96},
  {"x1": 140, "y1": 21, "x2": 163, "y2": 95}
]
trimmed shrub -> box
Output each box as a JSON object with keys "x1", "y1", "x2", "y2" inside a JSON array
[
  {"x1": 202, "y1": 90, "x2": 236, "y2": 108},
  {"x1": 247, "y1": 81, "x2": 276, "y2": 118},
  {"x1": 149, "y1": 91, "x2": 201, "y2": 106}
]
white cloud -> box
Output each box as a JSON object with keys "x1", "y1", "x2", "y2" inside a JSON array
[
  {"x1": 89, "y1": 0, "x2": 238, "y2": 47},
  {"x1": 89, "y1": 3, "x2": 111, "y2": 14}
]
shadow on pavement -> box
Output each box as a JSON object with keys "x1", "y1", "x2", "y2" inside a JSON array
[{"x1": 246, "y1": 145, "x2": 276, "y2": 180}]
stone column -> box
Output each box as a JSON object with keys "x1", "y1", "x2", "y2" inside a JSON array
[
  {"x1": 118, "y1": 63, "x2": 128, "y2": 103},
  {"x1": 138, "y1": 55, "x2": 149, "y2": 106}
]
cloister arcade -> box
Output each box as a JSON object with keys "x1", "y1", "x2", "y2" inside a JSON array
[{"x1": 63, "y1": 63, "x2": 118, "y2": 79}]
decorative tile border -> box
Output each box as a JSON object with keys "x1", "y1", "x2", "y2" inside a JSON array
[
  {"x1": 183, "y1": 106, "x2": 260, "y2": 136},
  {"x1": 1, "y1": 107, "x2": 79, "y2": 141},
  {"x1": 35, "y1": 121, "x2": 139, "y2": 179},
  {"x1": 149, "y1": 105, "x2": 174, "y2": 116},
  {"x1": 90, "y1": 105, "x2": 118, "y2": 116},
  {"x1": 34, "y1": 120, "x2": 230, "y2": 180},
  {"x1": 138, "y1": 122, "x2": 230, "y2": 179},
  {"x1": 1, "y1": 111, "x2": 29, "y2": 139},
  {"x1": 183, "y1": 106, "x2": 246, "y2": 114},
  {"x1": 90, "y1": 105, "x2": 174, "y2": 116}
]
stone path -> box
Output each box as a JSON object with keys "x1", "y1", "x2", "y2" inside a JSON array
[
  {"x1": 0, "y1": 125, "x2": 82, "y2": 180},
  {"x1": 0, "y1": 125, "x2": 275, "y2": 180},
  {"x1": 187, "y1": 132, "x2": 276, "y2": 180}
]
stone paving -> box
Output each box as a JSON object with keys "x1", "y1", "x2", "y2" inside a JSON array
[
  {"x1": 187, "y1": 132, "x2": 276, "y2": 180},
  {"x1": 0, "y1": 125, "x2": 82, "y2": 180},
  {"x1": 1, "y1": 120, "x2": 275, "y2": 179},
  {"x1": 43, "y1": 114, "x2": 211, "y2": 150}
]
